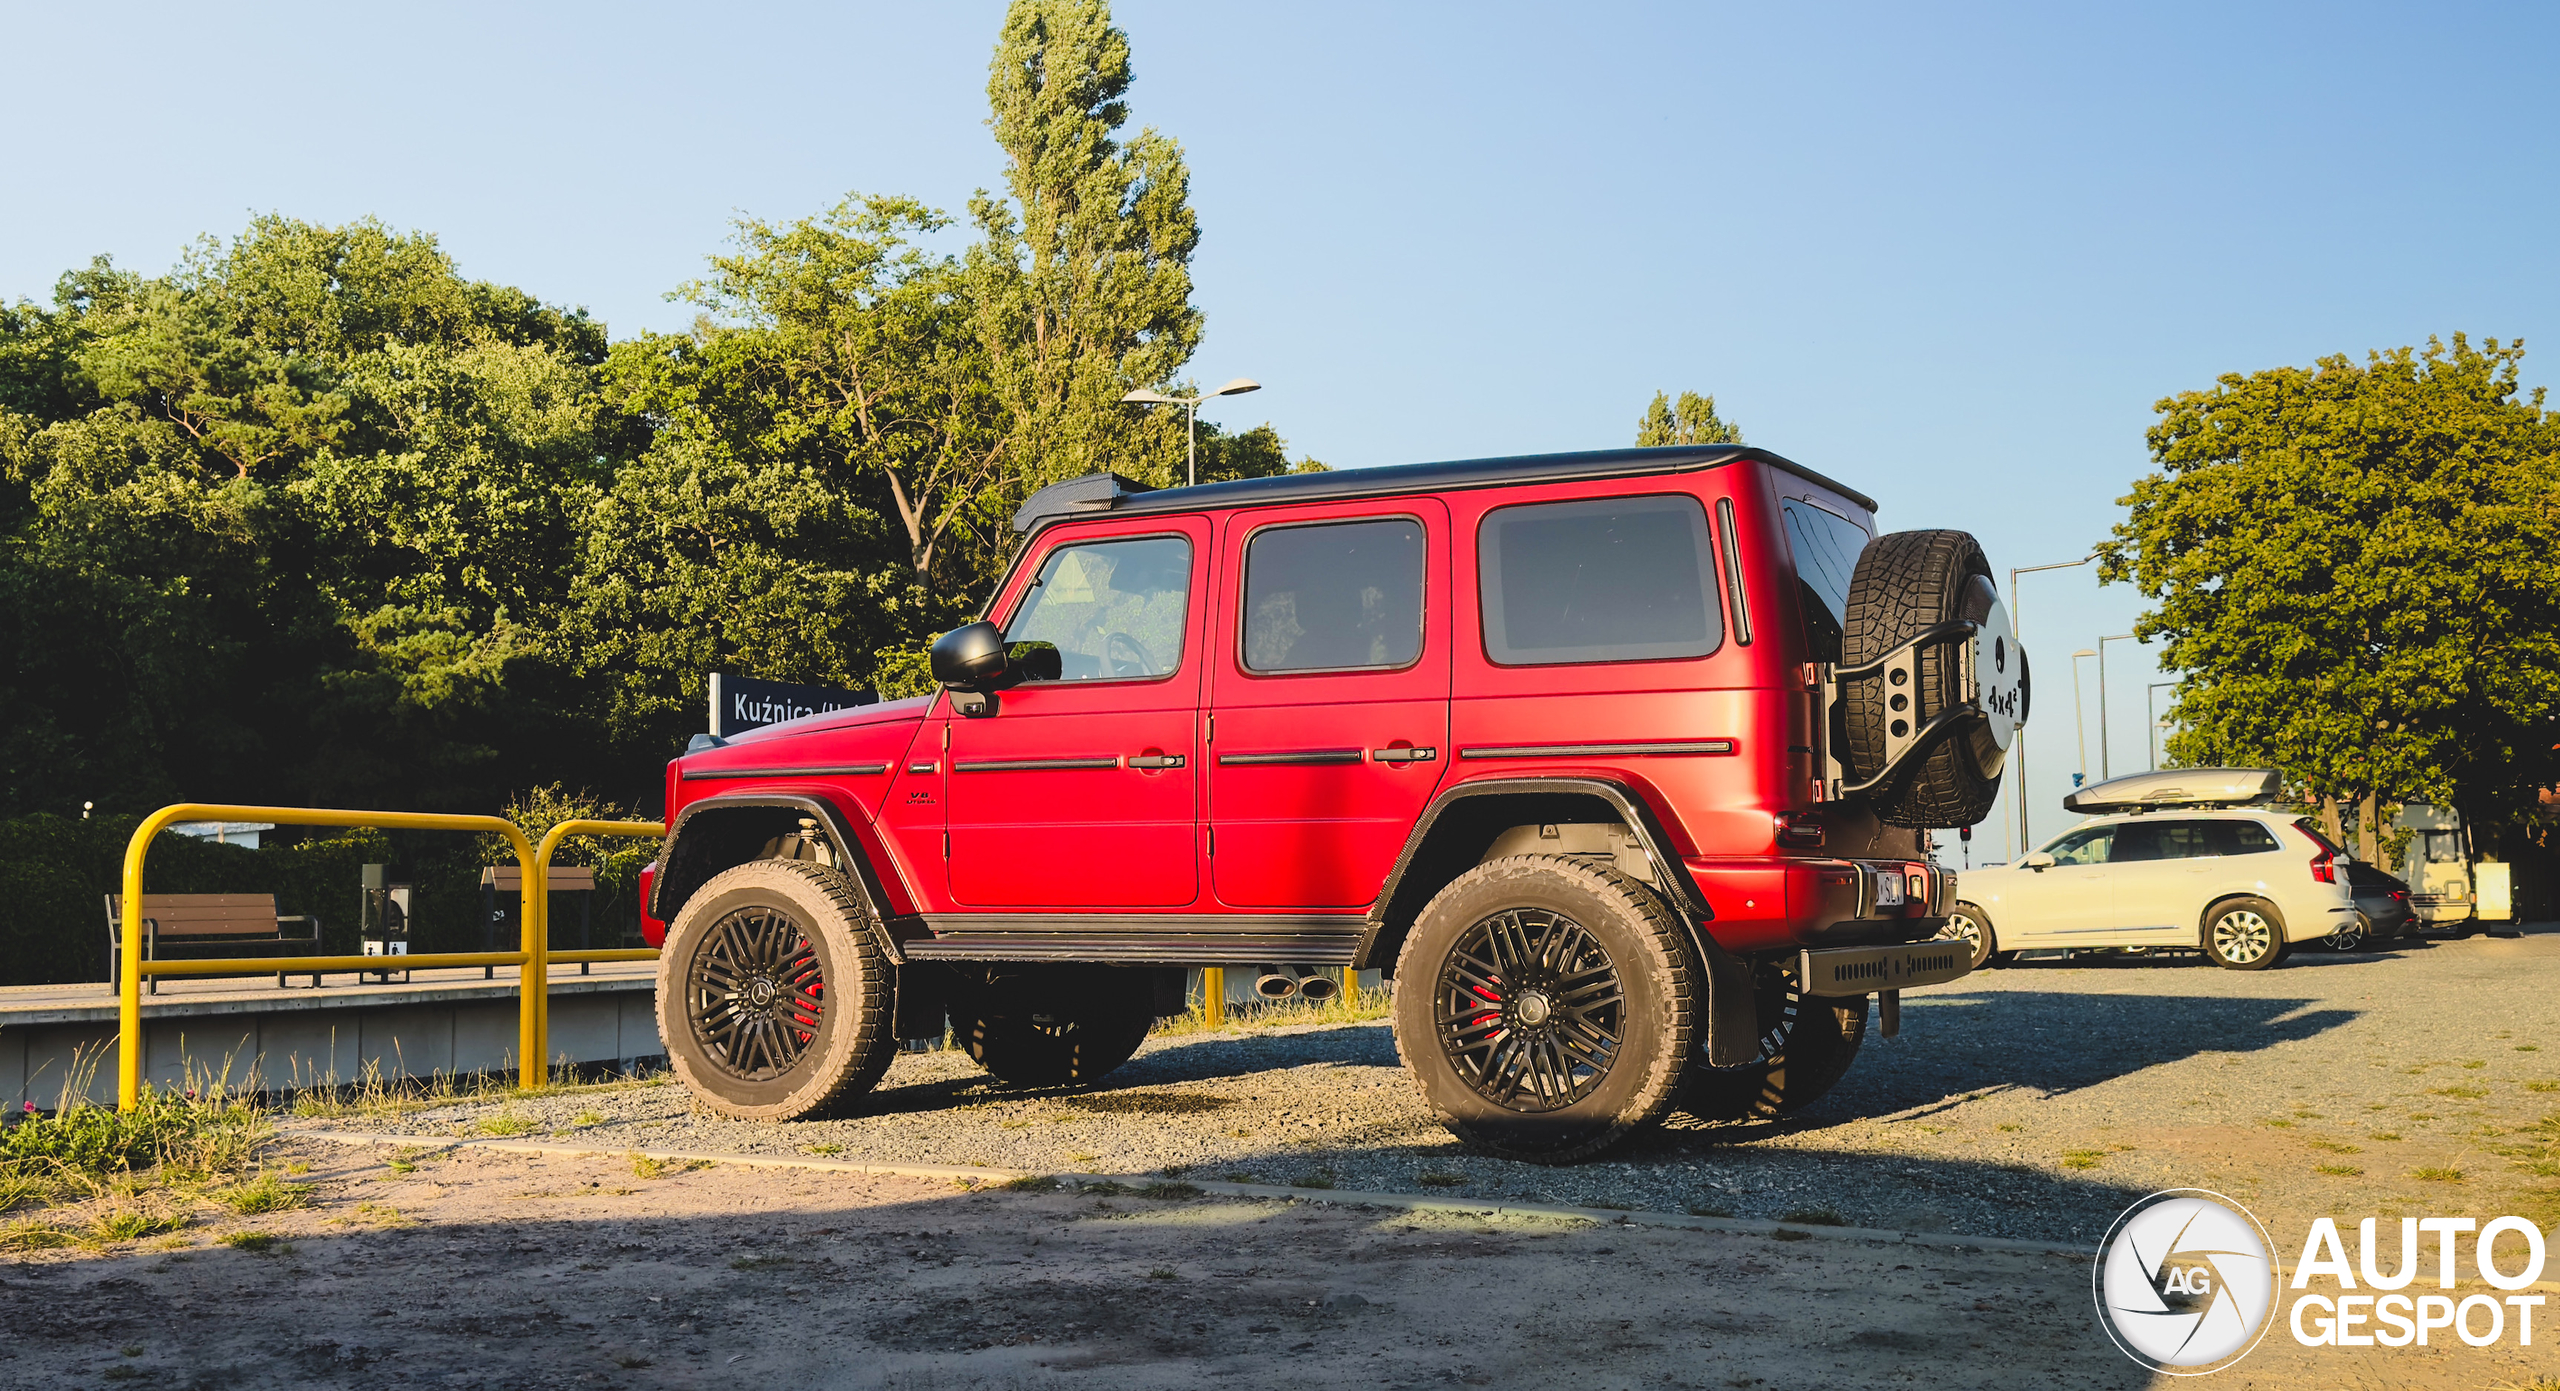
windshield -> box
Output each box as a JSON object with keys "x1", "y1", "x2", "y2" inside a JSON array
[{"x1": 1780, "y1": 498, "x2": 1870, "y2": 664}]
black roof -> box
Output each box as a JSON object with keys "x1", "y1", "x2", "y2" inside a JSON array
[{"x1": 1009, "y1": 445, "x2": 1879, "y2": 534}]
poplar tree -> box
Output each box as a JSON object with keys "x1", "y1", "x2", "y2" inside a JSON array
[{"x1": 1636, "y1": 390, "x2": 1743, "y2": 447}]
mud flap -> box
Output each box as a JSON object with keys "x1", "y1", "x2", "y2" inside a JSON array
[{"x1": 1687, "y1": 920, "x2": 1763, "y2": 1067}]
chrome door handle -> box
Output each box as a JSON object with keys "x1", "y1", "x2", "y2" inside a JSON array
[
  {"x1": 1126, "y1": 754, "x2": 1185, "y2": 769},
  {"x1": 1371, "y1": 747, "x2": 1439, "y2": 764}
]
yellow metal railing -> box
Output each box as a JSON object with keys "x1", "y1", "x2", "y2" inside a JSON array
[{"x1": 117, "y1": 804, "x2": 663, "y2": 1110}]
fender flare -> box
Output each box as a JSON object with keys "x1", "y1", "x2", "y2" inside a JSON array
[
  {"x1": 1356, "y1": 776, "x2": 1758, "y2": 1066},
  {"x1": 653, "y1": 792, "x2": 908, "y2": 965}
]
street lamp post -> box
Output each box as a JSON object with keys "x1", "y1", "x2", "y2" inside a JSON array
[
  {"x1": 1120, "y1": 378, "x2": 1262, "y2": 487},
  {"x1": 2147, "y1": 681, "x2": 2177, "y2": 770},
  {"x1": 2007, "y1": 553, "x2": 2097, "y2": 859},
  {"x1": 2097, "y1": 632, "x2": 2136, "y2": 780},
  {"x1": 2070, "y1": 649, "x2": 2098, "y2": 786}
]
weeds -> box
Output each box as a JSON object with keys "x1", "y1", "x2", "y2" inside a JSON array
[
  {"x1": 2315, "y1": 1164, "x2": 2365, "y2": 1177},
  {"x1": 2372, "y1": 1131, "x2": 2403, "y2": 1141},
  {"x1": 1000, "y1": 1175, "x2": 1058, "y2": 1192},
  {"x1": 218, "y1": 1231, "x2": 290, "y2": 1254},
  {"x1": 1772, "y1": 1229, "x2": 1812, "y2": 1242},
  {"x1": 1146, "y1": 1267, "x2": 1177, "y2": 1280},
  {"x1": 1137, "y1": 1182, "x2": 1203, "y2": 1201},
  {"x1": 629, "y1": 1154, "x2": 711, "y2": 1180},
  {"x1": 1685, "y1": 1203, "x2": 1733, "y2": 1218},
  {"x1": 1292, "y1": 1171, "x2": 1338, "y2": 1190},
  {"x1": 2528, "y1": 1082, "x2": 2560, "y2": 1094},
  {"x1": 2411, "y1": 1167, "x2": 2465, "y2": 1182},
  {"x1": 476, "y1": 1111, "x2": 538, "y2": 1137},
  {"x1": 2061, "y1": 1150, "x2": 2106, "y2": 1170},
  {"x1": 0, "y1": 1217, "x2": 75, "y2": 1251},
  {"x1": 213, "y1": 1172, "x2": 310, "y2": 1215},
  {"x1": 2431, "y1": 1086, "x2": 2491, "y2": 1100},
  {"x1": 1417, "y1": 1172, "x2": 1468, "y2": 1188},
  {"x1": 570, "y1": 1111, "x2": 608, "y2": 1128},
  {"x1": 89, "y1": 1207, "x2": 187, "y2": 1244},
  {"x1": 1780, "y1": 1206, "x2": 1845, "y2": 1226},
  {"x1": 2309, "y1": 1140, "x2": 2364, "y2": 1154},
  {"x1": 1149, "y1": 979, "x2": 1394, "y2": 1037}
]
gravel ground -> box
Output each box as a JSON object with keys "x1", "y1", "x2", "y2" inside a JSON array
[{"x1": 291, "y1": 927, "x2": 2560, "y2": 1248}]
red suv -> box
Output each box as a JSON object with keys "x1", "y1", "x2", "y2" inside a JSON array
[{"x1": 642, "y1": 445, "x2": 2026, "y2": 1162}]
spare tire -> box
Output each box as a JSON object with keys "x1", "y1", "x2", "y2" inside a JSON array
[{"x1": 1839, "y1": 530, "x2": 2022, "y2": 826}]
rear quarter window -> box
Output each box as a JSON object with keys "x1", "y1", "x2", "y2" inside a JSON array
[
  {"x1": 1780, "y1": 498, "x2": 1872, "y2": 665},
  {"x1": 1477, "y1": 494, "x2": 1721, "y2": 665}
]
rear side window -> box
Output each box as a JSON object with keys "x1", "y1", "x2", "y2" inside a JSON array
[
  {"x1": 2211, "y1": 820, "x2": 2282, "y2": 855},
  {"x1": 1781, "y1": 498, "x2": 1871, "y2": 665},
  {"x1": 1478, "y1": 494, "x2": 1721, "y2": 665},
  {"x1": 1242, "y1": 517, "x2": 1425, "y2": 672},
  {"x1": 2114, "y1": 819, "x2": 2254, "y2": 861}
]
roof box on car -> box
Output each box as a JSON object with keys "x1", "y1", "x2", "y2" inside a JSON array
[{"x1": 2063, "y1": 767, "x2": 2283, "y2": 814}]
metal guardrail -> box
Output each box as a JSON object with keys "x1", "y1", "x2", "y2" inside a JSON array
[{"x1": 117, "y1": 804, "x2": 664, "y2": 1110}]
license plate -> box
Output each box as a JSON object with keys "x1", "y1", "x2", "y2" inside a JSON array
[{"x1": 1874, "y1": 870, "x2": 1906, "y2": 907}]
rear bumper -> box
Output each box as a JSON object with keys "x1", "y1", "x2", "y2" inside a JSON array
[
  {"x1": 1796, "y1": 940, "x2": 1974, "y2": 997},
  {"x1": 1687, "y1": 856, "x2": 1954, "y2": 953}
]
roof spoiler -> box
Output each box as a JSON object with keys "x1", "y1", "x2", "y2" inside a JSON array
[
  {"x1": 1011, "y1": 472, "x2": 1157, "y2": 533},
  {"x1": 2063, "y1": 767, "x2": 2283, "y2": 813}
]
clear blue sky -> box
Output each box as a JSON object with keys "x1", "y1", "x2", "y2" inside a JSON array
[{"x1": 6, "y1": 1, "x2": 2554, "y2": 854}]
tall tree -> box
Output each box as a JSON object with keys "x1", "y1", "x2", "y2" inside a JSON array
[
  {"x1": 970, "y1": 0, "x2": 1203, "y2": 492},
  {"x1": 1636, "y1": 390, "x2": 1743, "y2": 447},
  {"x1": 2099, "y1": 334, "x2": 2560, "y2": 829}
]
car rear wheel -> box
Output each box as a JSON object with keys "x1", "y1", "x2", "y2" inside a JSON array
[
  {"x1": 2321, "y1": 916, "x2": 2367, "y2": 952},
  {"x1": 2202, "y1": 898, "x2": 2288, "y2": 970},
  {"x1": 1680, "y1": 966, "x2": 1869, "y2": 1121},
  {"x1": 657, "y1": 858, "x2": 896, "y2": 1120},
  {"x1": 1392, "y1": 855, "x2": 1696, "y2": 1164}
]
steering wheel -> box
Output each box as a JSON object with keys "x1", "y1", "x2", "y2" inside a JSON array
[{"x1": 1104, "y1": 630, "x2": 1160, "y2": 678}]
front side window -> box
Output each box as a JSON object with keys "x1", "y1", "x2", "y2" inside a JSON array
[
  {"x1": 1781, "y1": 498, "x2": 1872, "y2": 665},
  {"x1": 1478, "y1": 494, "x2": 1721, "y2": 665},
  {"x1": 1003, "y1": 535, "x2": 1192, "y2": 681},
  {"x1": 2044, "y1": 826, "x2": 2113, "y2": 866},
  {"x1": 1243, "y1": 517, "x2": 1425, "y2": 672}
]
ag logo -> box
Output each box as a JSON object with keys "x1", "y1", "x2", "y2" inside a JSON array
[{"x1": 2093, "y1": 1190, "x2": 2280, "y2": 1374}]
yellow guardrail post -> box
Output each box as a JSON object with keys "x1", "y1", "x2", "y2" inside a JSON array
[
  {"x1": 120, "y1": 804, "x2": 539, "y2": 1111},
  {"x1": 527, "y1": 819, "x2": 666, "y2": 1087}
]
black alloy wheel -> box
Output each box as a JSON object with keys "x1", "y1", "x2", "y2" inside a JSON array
[
  {"x1": 1434, "y1": 908, "x2": 1626, "y2": 1112},
  {"x1": 656, "y1": 858, "x2": 895, "y2": 1121},
  {"x1": 686, "y1": 904, "x2": 828, "y2": 1082},
  {"x1": 1393, "y1": 854, "x2": 1696, "y2": 1164}
]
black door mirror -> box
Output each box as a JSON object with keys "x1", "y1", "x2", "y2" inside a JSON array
[{"x1": 931, "y1": 622, "x2": 1009, "y2": 688}]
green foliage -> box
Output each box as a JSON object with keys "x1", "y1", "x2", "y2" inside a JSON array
[
  {"x1": 2101, "y1": 335, "x2": 2560, "y2": 821},
  {"x1": 1636, "y1": 390, "x2": 1743, "y2": 447}
]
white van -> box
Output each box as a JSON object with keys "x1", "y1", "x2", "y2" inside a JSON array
[
  {"x1": 1940, "y1": 769, "x2": 2364, "y2": 970},
  {"x1": 2393, "y1": 803, "x2": 2480, "y2": 928}
]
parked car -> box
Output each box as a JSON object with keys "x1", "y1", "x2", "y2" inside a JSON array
[
  {"x1": 639, "y1": 444, "x2": 2027, "y2": 1162},
  {"x1": 2343, "y1": 860, "x2": 2414, "y2": 945},
  {"x1": 1938, "y1": 768, "x2": 2363, "y2": 971}
]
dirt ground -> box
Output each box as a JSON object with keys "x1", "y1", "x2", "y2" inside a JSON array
[{"x1": 2, "y1": 1136, "x2": 2550, "y2": 1391}]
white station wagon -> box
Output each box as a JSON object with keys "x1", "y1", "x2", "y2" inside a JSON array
[{"x1": 1940, "y1": 768, "x2": 2365, "y2": 970}]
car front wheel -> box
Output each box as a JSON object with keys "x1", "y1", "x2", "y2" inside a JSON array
[{"x1": 2202, "y1": 898, "x2": 2288, "y2": 970}]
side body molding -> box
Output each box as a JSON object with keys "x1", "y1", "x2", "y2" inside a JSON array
[{"x1": 652, "y1": 792, "x2": 908, "y2": 965}]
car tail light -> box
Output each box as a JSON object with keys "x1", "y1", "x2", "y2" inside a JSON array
[
  {"x1": 2288, "y1": 824, "x2": 2338, "y2": 883},
  {"x1": 1776, "y1": 811, "x2": 1826, "y2": 850},
  {"x1": 638, "y1": 862, "x2": 668, "y2": 947}
]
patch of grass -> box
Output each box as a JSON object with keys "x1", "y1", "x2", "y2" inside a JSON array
[
  {"x1": 2309, "y1": 1140, "x2": 2364, "y2": 1154},
  {"x1": 2516, "y1": 1045, "x2": 2542, "y2": 1053},
  {"x1": 1222, "y1": 1172, "x2": 1256, "y2": 1183},
  {"x1": 1137, "y1": 1182, "x2": 1202, "y2": 1201},
  {"x1": 89, "y1": 1207, "x2": 187, "y2": 1244},
  {"x1": 612, "y1": 1354, "x2": 653, "y2": 1369},
  {"x1": 2431, "y1": 1085, "x2": 2491, "y2": 1100},
  {"x1": 2260, "y1": 1119, "x2": 2297, "y2": 1129},
  {"x1": 213, "y1": 1172, "x2": 310, "y2": 1215},
  {"x1": 2408, "y1": 1113, "x2": 2438, "y2": 1122},
  {"x1": 2461, "y1": 1060, "x2": 2488, "y2": 1070},
  {"x1": 2371, "y1": 1132, "x2": 2404, "y2": 1141},
  {"x1": 1588, "y1": 1199, "x2": 1635, "y2": 1211},
  {"x1": 2411, "y1": 1167, "x2": 2465, "y2": 1182},
  {"x1": 1685, "y1": 1203, "x2": 1733, "y2": 1218},
  {"x1": 629, "y1": 1153, "x2": 711, "y2": 1180},
  {"x1": 1076, "y1": 1180, "x2": 1129, "y2": 1196},
  {"x1": 1417, "y1": 1172, "x2": 1468, "y2": 1188},
  {"x1": 1066, "y1": 1152, "x2": 1099, "y2": 1165},
  {"x1": 804, "y1": 1144, "x2": 843, "y2": 1156},
  {"x1": 1772, "y1": 1228, "x2": 1812, "y2": 1242},
  {"x1": 2314, "y1": 1164, "x2": 2365, "y2": 1177},
  {"x1": 121, "y1": 1345, "x2": 143, "y2": 1357},
  {"x1": 333, "y1": 1201, "x2": 412, "y2": 1227},
  {"x1": 2061, "y1": 1150, "x2": 2107, "y2": 1170},
  {"x1": 1145, "y1": 1267, "x2": 1177, "y2": 1280},
  {"x1": 1000, "y1": 1174, "x2": 1058, "y2": 1192},
  {"x1": 1292, "y1": 1172, "x2": 1337, "y2": 1191},
  {"x1": 0, "y1": 1217, "x2": 75, "y2": 1251},
  {"x1": 570, "y1": 1110, "x2": 608, "y2": 1128},
  {"x1": 476, "y1": 1111, "x2": 538, "y2": 1137},
  {"x1": 218, "y1": 1231, "x2": 289, "y2": 1254},
  {"x1": 2527, "y1": 1081, "x2": 2560, "y2": 1094},
  {"x1": 1779, "y1": 1206, "x2": 1844, "y2": 1226},
  {"x1": 1994, "y1": 1123, "x2": 2021, "y2": 1133}
]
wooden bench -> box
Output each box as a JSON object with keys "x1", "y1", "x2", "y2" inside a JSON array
[
  {"x1": 103, "y1": 893, "x2": 323, "y2": 992},
  {"x1": 479, "y1": 866, "x2": 598, "y2": 977}
]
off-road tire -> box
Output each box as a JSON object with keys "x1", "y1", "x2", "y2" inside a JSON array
[
  {"x1": 959, "y1": 1006, "x2": 1152, "y2": 1088},
  {"x1": 1841, "y1": 529, "x2": 2012, "y2": 827},
  {"x1": 1392, "y1": 855, "x2": 1696, "y2": 1164},
  {"x1": 657, "y1": 858, "x2": 896, "y2": 1121},
  {"x1": 1680, "y1": 966, "x2": 1870, "y2": 1121},
  {"x1": 1936, "y1": 901, "x2": 2002, "y2": 971},
  {"x1": 2202, "y1": 897, "x2": 2288, "y2": 971}
]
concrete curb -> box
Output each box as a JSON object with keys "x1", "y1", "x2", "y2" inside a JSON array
[{"x1": 283, "y1": 1127, "x2": 2087, "y2": 1257}]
